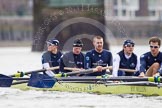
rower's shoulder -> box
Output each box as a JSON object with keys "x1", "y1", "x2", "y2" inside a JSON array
[
  {"x1": 42, "y1": 51, "x2": 50, "y2": 57},
  {"x1": 159, "y1": 51, "x2": 162, "y2": 55},
  {"x1": 85, "y1": 49, "x2": 94, "y2": 55},
  {"x1": 140, "y1": 52, "x2": 150, "y2": 57},
  {"x1": 140, "y1": 52, "x2": 157, "y2": 59},
  {"x1": 102, "y1": 49, "x2": 112, "y2": 55},
  {"x1": 61, "y1": 51, "x2": 72, "y2": 59}
]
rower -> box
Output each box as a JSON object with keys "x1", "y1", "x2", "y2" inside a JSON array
[
  {"x1": 41, "y1": 39, "x2": 62, "y2": 77},
  {"x1": 59, "y1": 39, "x2": 84, "y2": 74},
  {"x1": 112, "y1": 39, "x2": 140, "y2": 77},
  {"x1": 84, "y1": 36, "x2": 112, "y2": 76},
  {"x1": 139, "y1": 36, "x2": 162, "y2": 77}
]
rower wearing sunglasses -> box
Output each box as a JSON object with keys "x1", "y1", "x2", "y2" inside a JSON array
[
  {"x1": 112, "y1": 39, "x2": 140, "y2": 77},
  {"x1": 139, "y1": 36, "x2": 162, "y2": 77},
  {"x1": 41, "y1": 39, "x2": 62, "y2": 77}
]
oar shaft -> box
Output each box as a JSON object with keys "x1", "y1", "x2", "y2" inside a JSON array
[
  {"x1": 66, "y1": 69, "x2": 94, "y2": 75},
  {"x1": 105, "y1": 66, "x2": 136, "y2": 73},
  {"x1": 90, "y1": 66, "x2": 136, "y2": 73},
  {"x1": 1, "y1": 78, "x2": 30, "y2": 80},
  {"x1": 118, "y1": 68, "x2": 136, "y2": 73},
  {"x1": 64, "y1": 67, "x2": 81, "y2": 71},
  {"x1": 10, "y1": 66, "x2": 59, "y2": 77}
]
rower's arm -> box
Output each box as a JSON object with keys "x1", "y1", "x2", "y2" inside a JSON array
[
  {"x1": 139, "y1": 54, "x2": 146, "y2": 74},
  {"x1": 135, "y1": 56, "x2": 140, "y2": 71},
  {"x1": 108, "y1": 52, "x2": 113, "y2": 66},
  {"x1": 158, "y1": 63, "x2": 162, "y2": 76},
  {"x1": 59, "y1": 56, "x2": 66, "y2": 72},
  {"x1": 112, "y1": 54, "x2": 120, "y2": 77},
  {"x1": 84, "y1": 52, "x2": 92, "y2": 69},
  {"x1": 139, "y1": 54, "x2": 147, "y2": 77},
  {"x1": 42, "y1": 63, "x2": 55, "y2": 77},
  {"x1": 42, "y1": 52, "x2": 55, "y2": 77}
]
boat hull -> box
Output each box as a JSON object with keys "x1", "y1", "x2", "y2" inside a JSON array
[{"x1": 12, "y1": 82, "x2": 162, "y2": 96}]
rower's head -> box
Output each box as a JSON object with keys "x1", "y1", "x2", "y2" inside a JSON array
[
  {"x1": 93, "y1": 36, "x2": 103, "y2": 53},
  {"x1": 46, "y1": 39, "x2": 59, "y2": 52},
  {"x1": 73, "y1": 39, "x2": 83, "y2": 54},
  {"x1": 149, "y1": 36, "x2": 161, "y2": 56},
  {"x1": 123, "y1": 39, "x2": 135, "y2": 55}
]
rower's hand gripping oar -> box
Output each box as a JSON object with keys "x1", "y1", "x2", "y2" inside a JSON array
[{"x1": 62, "y1": 66, "x2": 112, "y2": 76}]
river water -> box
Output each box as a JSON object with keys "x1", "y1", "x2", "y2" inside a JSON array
[{"x1": 0, "y1": 46, "x2": 162, "y2": 108}]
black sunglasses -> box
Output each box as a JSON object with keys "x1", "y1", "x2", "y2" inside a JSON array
[{"x1": 150, "y1": 45, "x2": 159, "y2": 49}]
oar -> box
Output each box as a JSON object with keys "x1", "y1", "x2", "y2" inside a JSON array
[
  {"x1": 0, "y1": 66, "x2": 59, "y2": 87},
  {"x1": 2, "y1": 74, "x2": 162, "y2": 88},
  {"x1": 64, "y1": 67, "x2": 81, "y2": 71},
  {"x1": 0, "y1": 74, "x2": 30, "y2": 87},
  {"x1": 26, "y1": 68, "x2": 100, "y2": 88},
  {"x1": 63, "y1": 66, "x2": 112, "y2": 75},
  {"x1": 102, "y1": 66, "x2": 136, "y2": 73},
  {"x1": 9, "y1": 66, "x2": 59, "y2": 77},
  {"x1": 64, "y1": 66, "x2": 137, "y2": 73},
  {"x1": 0, "y1": 66, "x2": 141, "y2": 88},
  {"x1": 10, "y1": 69, "x2": 99, "y2": 86},
  {"x1": 0, "y1": 68, "x2": 94, "y2": 87}
]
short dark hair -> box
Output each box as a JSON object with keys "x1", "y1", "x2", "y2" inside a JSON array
[{"x1": 149, "y1": 36, "x2": 161, "y2": 46}]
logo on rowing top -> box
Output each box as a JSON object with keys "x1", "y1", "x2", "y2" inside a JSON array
[
  {"x1": 130, "y1": 63, "x2": 136, "y2": 68},
  {"x1": 86, "y1": 56, "x2": 90, "y2": 61}
]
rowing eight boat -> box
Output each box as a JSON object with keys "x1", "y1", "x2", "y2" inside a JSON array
[
  {"x1": 1, "y1": 69, "x2": 162, "y2": 96},
  {"x1": 11, "y1": 81, "x2": 162, "y2": 96}
]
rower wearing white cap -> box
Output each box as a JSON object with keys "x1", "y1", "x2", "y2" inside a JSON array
[{"x1": 112, "y1": 39, "x2": 140, "y2": 77}]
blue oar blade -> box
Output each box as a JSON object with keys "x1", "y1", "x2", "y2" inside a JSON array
[
  {"x1": 27, "y1": 73, "x2": 56, "y2": 88},
  {"x1": 0, "y1": 74, "x2": 13, "y2": 87}
]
